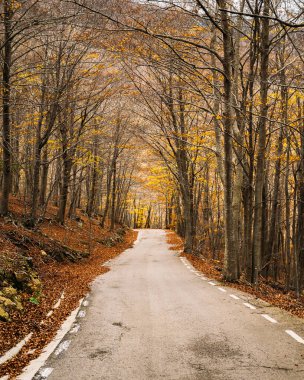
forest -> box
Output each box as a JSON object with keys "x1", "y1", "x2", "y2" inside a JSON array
[
  {"x1": 2, "y1": 1, "x2": 304, "y2": 377},
  {"x1": 1, "y1": 0, "x2": 304, "y2": 297}
]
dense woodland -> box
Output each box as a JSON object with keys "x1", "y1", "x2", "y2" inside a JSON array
[{"x1": 1, "y1": 0, "x2": 304, "y2": 292}]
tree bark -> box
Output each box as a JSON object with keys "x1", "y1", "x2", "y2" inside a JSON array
[
  {"x1": 1, "y1": 0, "x2": 13, "y2": 215},
  {"x1": 252, "y1": 0, "x2": 270, "y2": 285}
]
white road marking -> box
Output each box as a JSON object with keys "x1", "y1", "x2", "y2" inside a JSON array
[
  {"x1": 39, "y1": 367, "x2": 54, "y2": 378},
  {"x1": 78, "y1": 310, "x2": 86, "y2": 318},
  {"x1": 0, "y1": 332, "x2": 33, "y2": 365},
  {"x1": 230, "y1": 294, "x2": 240, "y2": 300},
  {"x1": 54, "y1": 340, "x2": 71, "y2": 356},
  {"x1": 53, "y1": 299, "x2": 61, "y2": 309},
  {"x1": 83, "y1": 300, "x2": 89, "y2": 307},
  {"x1": 208, "y1": 281, "x2": 216, "y2": 286},
  {"x1": 18, "y1": 299, "x2": 84, "y2": 380},
  {"x1": 261, "y1": 314, "x2": 278, "y2": 324},
  {"x1": 243, "y1": 302, "x2": 256, "y2": 310},
  {"x1": 70, "y1": 324, "x2": 80, "y2": 334},
  {"x1": 218, "y1": 287, "x2": 227, "y2": 293},
  {"x1": 285, "y1": 330, "x2": 304, "y2": 344}
]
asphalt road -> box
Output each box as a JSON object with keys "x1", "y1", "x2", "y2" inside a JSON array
[{"x1": 40, "y1": 229, "x2": 304, "y2": 379}]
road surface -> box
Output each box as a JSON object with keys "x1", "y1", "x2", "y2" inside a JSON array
[{"x1": 37, "y1": 230, "x2": 304, "y2": 379}]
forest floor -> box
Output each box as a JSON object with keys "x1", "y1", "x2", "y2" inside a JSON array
[
  {"x1": 166, "y1": 231, "x2": 304, "y2": 320},
  {"x1": 0, "y1": 197, "x2": 137, "y2": 379}
]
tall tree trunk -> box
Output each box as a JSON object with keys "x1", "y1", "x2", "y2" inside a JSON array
[
  {"x1": 40, "y1": 147, "x2": 49, "y2": 206},
  {"x1": 218, "y1": 0, "x2": 238, "y2": 281},
  {"x1": 57, "y1": 156, "x2": 72, "y2": 224},
  {"x1": 297, "y1": 99, "x2": 304, "y2": 291},
  {"x1": 252, "y1": 0, "x2": 270, "y2": 284},
  {"x1": 110, "y1": 155, "x2": 117, "y2": 230},
  {"x1": 1, "y1": 0, "x2": 13, "y2": 215}
]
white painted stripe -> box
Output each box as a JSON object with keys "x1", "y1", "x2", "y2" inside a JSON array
[
  {"x1": 0, "y1": 332, "x2": 33, "y2": 365},
  {"x1": 83, "y1": 300, "x2": 89, "y2": 307},
  {"x1": 285, "y1": 330, "x2": 304, "y2": 344},
  {"x1": 70, "y1": 324, "x2": 80, "y2": 334},
  {"x1": 18, "y1": 298, "x2": 84, "y2": 380},
  {"x1": 261, "y1": 314, "x2": 278, "y2": 324},
  {"x1": 77, "y1": 310, "x2": 86, "y2": 318},
  {"x1": 243, "y1": 302, "x2": 256, "y2": 310},
  {"x1": 54, "y1": 340, "x2": 71, "y2": 356},
  {"x1": 230, "y1": 294, "x2": 240, "y2": 300},
  {"x1": 218, "y1": 287, "x2": 227, "y2": 293},
  {"x1": 53, "y1": 299, "x2": 61, "y2": 309},
  {"x1": 208, "y1": 281, "x2": 216, "y2": 286},
  {"x1": 52, "y1": 291, "x2": 65, "y2": 310},
  {"x1": 39, "y1": 367, "x2": 54, "y2": 378}
]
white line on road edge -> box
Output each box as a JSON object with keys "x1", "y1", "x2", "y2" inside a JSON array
[
  {"x1": 208, "y1": 281, "x2": 216, "y2": 286},
  {"x1": 17, "y1": 298, "x2": 84, "y2": 380},
  {"x1": 261, "y1": 314, "x2": 278, "y2": 324},
  {"x1": 243, "y1": 302, "x2": 256, "y2": 310},
  {"x1": 54, "y1": 340, "x2": 71, "y2": 356},
  {"x1": 38, "y1": 367, "x2": 54, "y2": 379},
  {"x1": 43, "y1": 291, "x2": 66, "y2": 322},
  {"x1": 78, "y1": 310, "x2": 86, "y2": 318},
  {"x1": 218, "y1": 287, "x2": 227, "y2": 293},
  {"x1": 230, "y1": 294, "x2": 240, "y2": 300},
  {"x1": 53, "y1": 291, "x2": 65, "y2": 309},
  {"x1": 0, "y1": 333, "x2": 33, "y2": 366},
  {"x1": 70, "y1": 323, "x2": 80, "y2": 334},
  {"x1": 285, "y1": 330, "x2": 304, "y2": 344}
]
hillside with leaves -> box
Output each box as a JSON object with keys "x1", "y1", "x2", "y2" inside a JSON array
[{"x1": 1, "y1": 0, "x2": 304, "y2": 376}]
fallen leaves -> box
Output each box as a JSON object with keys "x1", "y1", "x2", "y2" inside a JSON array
[
  {"x1": 0, "y1": 202, "x2": 138, "y2": 379},
  {"x1": 166, "y1": 231, "x2": 304, "y2": 320}
]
